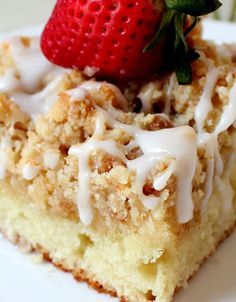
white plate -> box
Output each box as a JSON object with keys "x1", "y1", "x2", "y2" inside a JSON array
[{"x1": 0, "y1": 20, "x2": 236, "y2": 302}]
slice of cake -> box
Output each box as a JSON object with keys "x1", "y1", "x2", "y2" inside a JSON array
[
  {"x1": 0, "y1": 33, "x2": 235, "y2": 302},
  {"x1": 1, "y1": 1, "x2": 236, "y2": 301}
]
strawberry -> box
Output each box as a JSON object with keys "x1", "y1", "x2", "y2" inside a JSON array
[
  {"x1": 41, "y1": 0, "x2": 222, "y2": 84},
  {"x1": 41, "y1": 0, "x2": 164, "y2": 79}
]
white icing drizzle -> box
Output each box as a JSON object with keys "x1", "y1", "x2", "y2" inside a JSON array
[
  {"x1": 69, "y1": 89, "x2": 197, "y2": 225},
  {"x1": 11, "y1": 75, "x2": 64, "y2": 118},
  {"x1": 138, "y1": 82, "x2": 160, "y2": 112},
  {"x1": 164, "y1": 74, "x2": 176, "y2": 115},
  {"x1": 22, "y1": 163, "x2": 39, "y2": 180},
  {"x1": 214, "y1": 81, "x2": 236, "y2": 135},
  {"x1": 8, "y1": 37, "x2": 55, "y2": 93},
  {"x1": 153, "y1": 160, "x2": 176, "y2": 191},
  {"x1": 138, "y1": 74, "x2": 176, "y2": 114},
  {"x1": 0, "y1": 136, "x2": 12, "y2": 180},
  {"x1": 0, "y1": 69, "x2": 19, "y2": 92},
  {"x1": 43, "y1": 151, "x2": 59, "y2": 170},
  {"x1": 69, "y1": 139, "x2": 125, "y2": 226},
  {"x1": 195, "y1": 68, "x2": 219, "y2": 133},
  {"x1": 67, "y1": 87, "x2": 87, "y2": 102},
  {"x1": 130, "y1": 127, "x2": 197, "y2": 223},
  {"x1": 80, "y1": 81, "x2": 128, "y2": 111},
  {"x1": 83, "y1": 66, "x2": 99, "y2": 77},
  {"x1": 195, "y1": 68, "x2": 236, "y2": 214},
  {"x1": 199, "y1": 133, "x2": 217, "y2": 212},
  {"x1": 0, "y1": 37, "x2": 69, "y2": 118}
]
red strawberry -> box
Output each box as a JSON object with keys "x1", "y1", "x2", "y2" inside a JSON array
[
  {"x1": 41, "y1": 0, "x2": 222, "y2": 83},
  {"x1": 41, "y1": 0, "x2": 165, "y2": 79}
]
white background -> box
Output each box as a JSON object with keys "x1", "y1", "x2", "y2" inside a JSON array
[
  {"x1": 0, "y1": 0, "x2": 233, "y2": 30},
  {"x1": 0, "y1": 0, "x2": 56, "y2": 30}
]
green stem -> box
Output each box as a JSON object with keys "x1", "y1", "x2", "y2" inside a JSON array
[
  {"x1": 144, "y1": 0, "x2": 222, "y2": 84},
  {"x1": 165, "y1": 0, "x2": 222, "y2": 16},
  {"x1": 144, "y1": 10, "x2": 176, "y2": 52}
]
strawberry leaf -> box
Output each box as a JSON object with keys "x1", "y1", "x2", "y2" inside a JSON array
[
  {"x1": 184, "y1": 17, "x2": 199, "y2": 37},
  {"x1": 165, "y1": 0, "x2": 222, "y2": 16},
  {"x1": 144, "y1": 10, "x2": 175, "y2": 52},
  {"x1": 173, "y1": 13, "x2": 192, "y2": 84},
  {"x1": 175, "y1": 58, "x2": 192, "y2": 84},
  {"x1": 144, "y1": 0, "x2": 222, "y2": 84}
]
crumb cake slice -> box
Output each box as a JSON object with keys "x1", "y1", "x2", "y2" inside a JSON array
[{"x1": 0, "y1": 35, "x2": 235, "y2": 302}]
